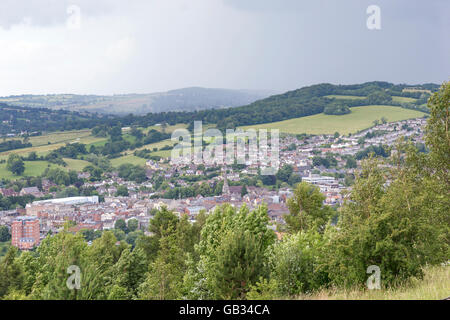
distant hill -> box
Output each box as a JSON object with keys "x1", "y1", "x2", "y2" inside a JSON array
[
  {"x1": 0, "y1": 82, "x2": 439, "y2": 136},
  {"x1": 197, "y1": 81, "x2": 438, "y2": 129},
  {"x1": 0, "y1": 103, "x2": 109, "y2": 136},
  {"x1": 0, "y1": 87, "x2": 276, "y2": 115}
]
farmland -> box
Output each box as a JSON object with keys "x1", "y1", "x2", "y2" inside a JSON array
[
  {"x1": 325, "y1": 94, "x2": 417, "y2": 104},
  {"x1": 241, "y1": 105, "x2": 425, "y2": 135}
]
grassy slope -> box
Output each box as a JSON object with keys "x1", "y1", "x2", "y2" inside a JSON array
[
  {"x1": 392, "y1": 96, "x2": 417, "y2": 103},
  {"x1": 296, "y1": 265, "x2": 449, "y2": 300},
  {"x1": 0, "y1": 161, "x2": 59, "y2": 179},
  {"x1": 0, "y1": 130, "x2": 103, "y2": 177},
  {"x1": 110, "y1": 154, "x2": 147, "y2": 167},
  {"x1": 241, "y1": 105, "x2": 425, "y2": 135},
  {"x1": 0, "y1": 131, "x2": 107, "y2": 159}
]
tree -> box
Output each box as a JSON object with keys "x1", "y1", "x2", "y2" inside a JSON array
[
  {"x1": 241, "y1": 184, "x2": 248, "y2": 197},
  {"x1": 127, "y1": 218, "x2": 139, "y2": 232},
  {"x1": 148, "y1": 207, "x2": 179, "y2": 239},
  {"x1": 109, "y1": 126, "x2": 122, "y2": 141},
  {"x1": 326, "y1": 157, "x2": 448, "y2": 288},
  {"x1": 276, "y1": 164, "x2": 293, "y2": 183},
  {"x1": 210, "y1": 228, "x2": 267, "y2": 299},
  {"x1": 138, "y1": 229, "x2": 186, "y2": 300},
  {"x1": 26, "y1": 232, "x2": 88, "y2": 299},
  {"x1": 184, "y1": 204, "x2": 275, "y2": 299},
  {"x1": 0, "y1": 226, "x2": 11, "y2": 242},
  {"x1": 268, "y1": 231, "x2": 327, "y2": 296},
  {"x1": 115, "y1": 219, "x2": 128, "y2": 233},
  {"x1": 125, "y1": 230, "x2": 143, "y2": 248},
  {"x1": 79, "y1": 231, "x2": 127, "y2": 300},
  {"x1": 0, "y1": 247, "x2": 24, "y2": 298},
  {"x1": 108, "y1": 247, "x2": 147, "y2": 299},
  {"x1": 115, "y1": 185, "x2": 129, "y2": 197},
  {"x1": 285, "y1": 182, "x2": 333, "y2": 233},
  {"x1": 345, "y1": 157, "x2": 357, "y2": 169},
  {"x1": 6, "y1": 154, "x2": 25, "y2": 175},
  {"x1": 130, "y1": 127, "x2": 144, "y2": 140},
  {"x1": 425, "y1": 81, "x2": 450, "y2": 188},
  {"x1": 27, "y1": 151, "x2": 38, "y2": 161},
  {"x1": 324, "y1": 104, "x2": 350, "y2": 115}
]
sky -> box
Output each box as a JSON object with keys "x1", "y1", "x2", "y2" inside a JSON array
[{"x1": 0, "y1": 0, "x2": 448, "y2": 96}]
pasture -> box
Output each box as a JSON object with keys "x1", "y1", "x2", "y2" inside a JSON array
[{"x1": 241, "y1": 105, "x2": 425, "y2": 135}]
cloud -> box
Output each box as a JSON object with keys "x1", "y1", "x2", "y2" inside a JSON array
[{"x1": 0, "y1": 0, "x2": 448, "y2": 96}]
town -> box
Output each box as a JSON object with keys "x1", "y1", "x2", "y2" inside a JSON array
[{"x1": 0, "y1": 117, "x2": 427, "y2": 250}]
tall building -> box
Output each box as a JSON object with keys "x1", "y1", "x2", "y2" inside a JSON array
[{"x1": 11, "y1": 216, "x2": 40, "y2": 250}]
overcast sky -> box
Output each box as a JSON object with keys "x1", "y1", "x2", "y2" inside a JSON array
[{"x1": 0, "y1": 0, "x2": 448, "y2": 96}]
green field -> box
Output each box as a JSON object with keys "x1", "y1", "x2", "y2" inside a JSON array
[
  {"x1": 392, "y1": 96, "x2": 417, "y2": 103},
  {"x1": 241, "y1": 105, "x2": 425, "y2": 135},
  {"x1": 110, "y1": 155, "x2": 147, "y2": 167},
  {"x1": 325, "y1": 95, "x2": 417, "y2": 104},
  {"x1": 63, "y1": 158, "x2": 91, "y2": 171},
  {"x1": 0, "y1": 130, "x2": 107, "y2": 159},
  {"x1": 0, "y1": 161, "x2": 62, "y2": 179},
  {"x1": 142, "y1": 123, "x2": 188, "y2": 134}
]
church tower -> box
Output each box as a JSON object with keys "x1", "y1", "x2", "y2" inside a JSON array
[{"x1": 222, "y1": 167, "x2": 230, "y2": 195}]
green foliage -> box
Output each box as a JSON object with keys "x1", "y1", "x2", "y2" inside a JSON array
[
  {"x1": 108, "y1": 247, "x2": 147, "y2": 299},
  {"x1": 117, "y1": 164, "x2": 147, "y2": 183},
  {"x1": 345, "y1": 157, "x2": 357, "y2": 169},
  {"x1": 6, "y1": 154, "x2": 25, "y2": 175},
  {"x1": 115, "y1": 219, "x2": 128, "y2": 233},
  {"x1": 324, "y1": 104, "x2": 350, "y2": 115},
  {"x1": 267, "y1": 231, "x2": 328, "y2": 296},
  {"x1": 276, "y1": 164, "x2": 293, "y2": 183},
  {"x1": 355, "y1": 144, "x2": 390, "y2": 160},
  {"x1": 127, "y1": 218, "x2": 139, "y2": 233},
  {"x1": 246, "y1": 277, "x2": 279, "y2": 300},
  {"x1": 43, "y1": 167, "x2": 79, "y2": 186},
  {"x1": 115, "y1": 185, "x2": 129, "y2": 197},
  {"x1": 0, "y1": 140, "x2": 32, "y2": 153},
  {"x1": 325, "y1": 158, "x2": 448, "y2": 288},
  {"x1": 210, "y1": 227, "x2": 267, "y2": 299},
  {"x1": 285, "y1": 182, "x2": 333, "y2": 233},
  {"x1": 0, "y1": 247, "x2": 24, "y2": 298},
  {"x1": 184, "y1": 204, "x2": 275, "y2": 299},
  {"x1": 425, "y1": 81, "x2": 450, "y2": 189},
  {"x1": 138, "y1": 230, "x2": 186, "y2": 300},
  {"x1": 0, "y1": 226, "x2": 11, "y2": 242}
]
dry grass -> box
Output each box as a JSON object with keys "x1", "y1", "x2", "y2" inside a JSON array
[{"x1": 295, "y1": 265, "x2": 449, "y2": 300}]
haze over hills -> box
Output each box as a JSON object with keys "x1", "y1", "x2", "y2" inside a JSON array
[{"x1": 0, "y1": 87, "x2": 276, "y2": 115}]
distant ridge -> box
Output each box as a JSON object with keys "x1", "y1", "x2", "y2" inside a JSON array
[{"x1": 0, "y1": 87, "x2": 277, "y2": 115}]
